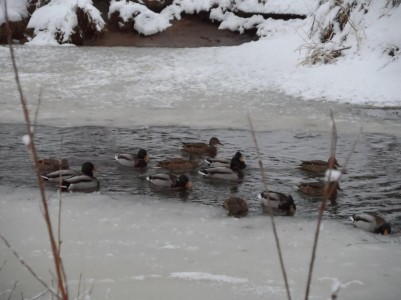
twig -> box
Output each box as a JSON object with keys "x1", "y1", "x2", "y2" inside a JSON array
[
  {"x1": 304, "y1": 110, "x2": 362, "y2": 299},
  {"x1": 0, "y1": 234, "x2": 60, "y2": 300},
  {"x1": 29, "y1": 289, "x2": 51, "y2": 300},
  {"x1": 4, "y1": 1, "x2": 68, "y2": 299},
  {"x1": 248, "y1": 113, "x2": 292, "y2": 300},
  {"x1": 0, "y1": 259, "x2": 7, "y2": 271},
  {"x1": 7, "y1": 280, "x2": 18, "y2": 300}
]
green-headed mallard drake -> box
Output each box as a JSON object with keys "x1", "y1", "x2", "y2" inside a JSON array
[
  {"x1": 146, "y1": 174, "x2": 193, "y2": 189},
  {"x1": 257, "y1": 191, "x2": 296, "y2": 216},
  {"x1": 223, "y1": 196, "x2": 249, "y2": 217},
  {"x1": 38, "y1": 158, "x2": 69, "y2": 172},
  {"x1": 350, "y1": 213, "x2": 391, "y2": 235},
  {"x1": 155, "y1": 157, "x2": 199, "y2": 171},
  {"x1": 182, "y1": 137, "x2": 223, "y2": 158},
  {"x1": 115, "y1": 149, "x2": 149, "y2": 168},
  {"x1": 299, "y1": 156, "x2": 340, "y2": 173},
  {"x1": 205, "y1": 151, "x2": 247, "y2": 169},
  {"x1": 198, "y1": 151, "x2": 245, "y2": 180},
  {"x1": 60, "y1": 162, "x2": 100, "y2": 193}
]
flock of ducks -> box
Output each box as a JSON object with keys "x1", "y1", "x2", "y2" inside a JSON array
[{"x1": 38, "y1": 137, "x2": 392, "y2": 235}]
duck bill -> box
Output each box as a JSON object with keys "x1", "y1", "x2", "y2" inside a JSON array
[{"x1": 383, "y1": 229, "x2": 389, "y2": 235}]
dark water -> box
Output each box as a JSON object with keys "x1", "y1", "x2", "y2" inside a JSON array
[{"x1": 1, "y1": 123, "x2": 400, "y2": 231}]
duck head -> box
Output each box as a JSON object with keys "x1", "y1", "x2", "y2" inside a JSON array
[
  {"x1": 137, "y1": 149, "x2": 149, "y2": 162},
  {"x1": 376, "y1": 222, "x2": 392, "y2": 235},
  {"x1": 209, "y1": 137, "x2": 223, "y2": 146},
  {"x1": 177, "y1": 175, "x2": 192, "y2": 189},
  {"x1": 81, "y1": 162, "x2": 95, "y2": 177}
]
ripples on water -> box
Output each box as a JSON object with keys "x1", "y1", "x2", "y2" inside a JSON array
[{"x1": 0, "y1": 123, "x2": 400, "y2": 231}]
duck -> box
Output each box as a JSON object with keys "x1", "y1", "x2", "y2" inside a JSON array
[
  {"x1": 198, "y1": 151, "x2": 246, "y2": 180},
  {"x1": 350, "y1": 213, "x2": 391, "y2": 235},
  {"x1": 38, "y1": 158, "x2": 70, "y2": 172},
  {"x1": 297, "y1": 180, "x2": 340, "y2": 205},
  {"x1": 223, "y1": 196, "x2": 249, "y2": 217},
  {"x1": 204, "y1": 151, "x2": 247, "y2": 169},
  {"x1": 41, "y1": 168, "x2": 79, "y2": 183},
  {"x1": 298, "y1": 168, "x2": 342, "y2": 199},
  {"x1": 299, "y1": 156, "x2": 340, "y2": 173},
  {"x1": 115, "y1": 149, "x2": 149, "y2": 168},
  {"x1": 146, "y1": 174, "x2": 193, "y2": 189},
  {"x1": 155, "y1": 156, "x2": 199, "y2": 171},
  {"x1": 182, "y1": 137, "x2": 223, "y2": 158},
  {"x1": 59, "y1": 162, "x2": 99, "y2": 193},
  {"x1": 257, "y1": 191, "x2": 296, "y2": 216}
]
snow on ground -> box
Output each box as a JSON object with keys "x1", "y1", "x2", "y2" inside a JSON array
[{"x1": 1, "y1": 185, "x2": 401, "y2": 300}]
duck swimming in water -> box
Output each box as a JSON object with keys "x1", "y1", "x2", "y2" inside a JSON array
[
  {"x1": 182, "y1": 137, "x2": 223, "y2": 158},
  {"x1": 146, "y1": 174, "x2": 193, "y2": 189},
  {"x1": 60, "y1": 162, "x2": 99, "y2": 193},
  {"x1": 38, "y1": 158, "x2": 70, "y2": 172},
  {"x1": 155, "y1": 156, "x2": 199, "y2": 171},
  {"x1": 299, "y1": 156, "x2": 340, "y2": 173},
  {"x1": 257, "y1": 191, "x2": 296, "y2": 216},
  {"x1": 115, "y1": 149, "x2": 149, "y2": 168},
  {"x1": 350, "y1": 213, "x2": 391, "y2": 235},
  {"x1": 204, "y1": 151, "x2": 247, "y2": 169},
  {"x1": 198, "y1": 151, "x2": 245, "y2": 180}
]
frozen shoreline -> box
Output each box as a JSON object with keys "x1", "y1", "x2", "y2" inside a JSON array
[{"x1": 1, "y1": 185, "x2": 401, "y2": 300}]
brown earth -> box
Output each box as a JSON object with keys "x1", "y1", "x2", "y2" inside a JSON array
[{"x1": 82, "y1": 15, "x2": 258, "y2": 48}]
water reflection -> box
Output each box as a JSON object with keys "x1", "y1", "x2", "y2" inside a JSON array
[{"x1": 0, "y1": 123, "x2": 400, "y2": 231}]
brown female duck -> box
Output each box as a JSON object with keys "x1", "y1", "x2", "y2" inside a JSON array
[
  {"x1": 155, "y1": 156, "x2": 199, "y2": 171},
  {"x1": 38, "y1": 158, "x2": 69, "y2": 172},
  {"x1": 182, "y1": 137, "x2": 223, "y2": 157},
  {"x1": 297, "y1": 181, "x2": 340, "y2": 205},
  {"x1": 223, "y1": 196, "x2": 249, "y2": 217},
  {"x1": 299, "y1": 156, "x2": 340, "y2": 173}
]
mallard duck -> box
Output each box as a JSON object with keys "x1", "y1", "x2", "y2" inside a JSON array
[
  {"x1": 146, "y1": 174, "x2": 193, "y2": 189},
  {"x1": 297, "y1": 180, "x2": 340, "y2": 205},
  {"x1": 60, "y1": 162, "x2": 100, "y2": 192},
  {"x1": 299, "y1": 156, "x2": 340, "y2": 173},
  {"x1": 41, "y1": 168, "x2": 79, "y2": 183},
  {"x1": 350, "y1": 213, "x2": 391, "y2": 235},
  {"x1": 155, "y1": 157, "x2": 199, "y2": 171},
  {"x1": 205, "y1": 151, "x2": 246, "y2": 169},
  {"x1": 198, "y1": 151, "x2": 245, "y2": 180},
  {"x1": 223, "y1": 196, "x2": 248, "y2": 217},
  {"x1": 115, "y1": 149, "x2": 149, "y2": 168},
  {"x1": 38, "y1": 158, "x2": 69, "y2": 172},
  {"x1": 182, "y1": 137, "x2": 223, "y2": 158},
  {"x1": 257, "y1": 191, "x2": 296, "y2": 216}
]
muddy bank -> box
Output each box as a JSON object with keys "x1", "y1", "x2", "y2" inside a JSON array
[{"x1": 82, "y1": 15, "x2": 258, "y2": 48}]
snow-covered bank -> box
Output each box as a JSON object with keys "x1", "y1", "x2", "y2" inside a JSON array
[{"x1": 1, "y1": 185, "x2": 400, "y2": 300}]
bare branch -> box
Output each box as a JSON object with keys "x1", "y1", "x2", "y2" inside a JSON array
[
  {"x1": 4, "y1": 0, "x2": 68, "y2": 298},
  {"x1": 248, "y1": 113, "x2": 292, "y2": 300},
  {"x1": 304, "y1": 111, "x2": 362, "y2": 299},
  {"x1": 7, "y1": 280, "x2": 18, "y2": 300},
  {"x1": 0, "y1": 234, "x2": 61, "y2": 300}
]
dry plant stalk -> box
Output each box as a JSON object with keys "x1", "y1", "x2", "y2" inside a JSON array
[
  {"x1": 3, "y1": 1, "x2": 69, "y2": 299},
  {"x1": 304, "y1": 109, "x2": 362, "y2": 300},
  {"x1": 248, "y1": 113, "x2": 292, "y2": 300}
]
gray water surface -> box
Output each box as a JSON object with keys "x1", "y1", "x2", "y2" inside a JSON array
[{"x1": 1, "y1": 123, "x2": 400, "y2": 231}]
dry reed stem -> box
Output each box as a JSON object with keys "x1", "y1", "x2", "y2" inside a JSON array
[
  {"x1": 0, "y1": 234, "x2": 60, "y2": 299},
  {"x1": 304, "y1": 109, "x2": 362, "y2": 299},
  {"x1": 247, "y1": 113, "x2": 292, "y2": 300},
  {"x1": 4, "y1": 1, "x2": 68, "y2": 299},
  {"x1": 7, "y1": 280, "x2": 18, "y2": 300}
]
